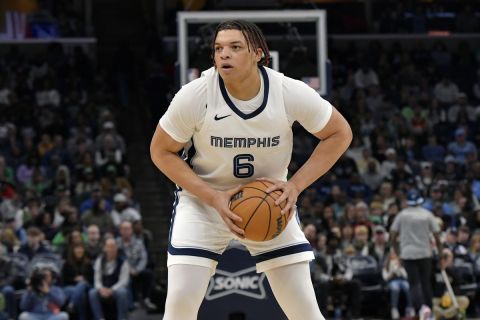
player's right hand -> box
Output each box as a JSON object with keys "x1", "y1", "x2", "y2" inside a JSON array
[{"x1": 210, "y1": 186, "x2": 245, "y2": 238}]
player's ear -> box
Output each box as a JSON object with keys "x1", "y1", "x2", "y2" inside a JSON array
[{"x1": 256, "y1": 48, "x2": 264, "y2": 63}]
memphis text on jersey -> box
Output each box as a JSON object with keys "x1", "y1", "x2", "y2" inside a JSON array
[{"x1": 210, "y1": 135, "x2": 280, "y2": 148}]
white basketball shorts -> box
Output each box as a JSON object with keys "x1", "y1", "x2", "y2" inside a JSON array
[{"x1": 167, "y1": 190, "x2": 314, "y2": 274}]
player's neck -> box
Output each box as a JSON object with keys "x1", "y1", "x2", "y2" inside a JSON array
[{"x1": 223, "y1": 68, "x2": 261, "y2": 101}]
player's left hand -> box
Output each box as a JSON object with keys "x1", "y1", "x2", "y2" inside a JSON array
[{"x1": 257, "y1": 177, "x2": 299, "y2": 221}]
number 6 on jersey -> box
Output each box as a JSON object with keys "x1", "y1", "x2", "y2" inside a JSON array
[{"x1": 233, "y1": 154, "x2": 254, "y2": 178}]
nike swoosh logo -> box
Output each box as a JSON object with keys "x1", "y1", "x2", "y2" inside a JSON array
[{"x1": 214, "y1": 114, "x2": 232, "y2": 121}]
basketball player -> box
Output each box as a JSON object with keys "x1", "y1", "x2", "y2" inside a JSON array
[{"x1": 150, "y1": 20, "x2": 352, "y2": 319}]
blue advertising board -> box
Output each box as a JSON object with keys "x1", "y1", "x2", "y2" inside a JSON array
[{"x1": 198, "y1": 243, "x2": 287, "y2": 320}]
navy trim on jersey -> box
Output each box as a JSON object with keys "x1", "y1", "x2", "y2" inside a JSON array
[
  {"x1": 218, "y1": 66, "x2": 269, "y2": 120},
  {"x1": 167, "y1": 187, "x2": 181, "y2": 242},
  {"x1": 253, "y1": 243, "x2": 312, "y2": 263},
  {"x1": 181, "y1": 139, "x2": 197, "y2": 169}
]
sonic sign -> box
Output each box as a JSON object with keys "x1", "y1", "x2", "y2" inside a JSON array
[
  {"x1": 199, "y1": 245, "x2": 286, "y2": 320},
  {"x1": 206, "y1": 266, "x2": 266, "y2": 300}
]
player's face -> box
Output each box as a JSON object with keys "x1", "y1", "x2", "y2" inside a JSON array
[{"x1": 214, "y1": 29, "x2": 262, "y2": 81}]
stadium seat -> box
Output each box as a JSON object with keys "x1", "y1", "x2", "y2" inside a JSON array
[
  {"x1": 349, "y1": 255, "x2": 386, "y2": 316},
  {"x1": 453, "y1": 258, "x2": 478, "y2": 298}
]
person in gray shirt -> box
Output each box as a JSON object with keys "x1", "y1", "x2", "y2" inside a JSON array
[
  {"x1": 390, "y1": 189, "x2": 442, "y2": 319},
  {"x1": 117, "y1": 221, "x2": 157, "y2": 310}
]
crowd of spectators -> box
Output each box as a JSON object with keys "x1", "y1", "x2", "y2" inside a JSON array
[
  {"x1": 288, "y1": 39, "x2": 480, "y2": 319},
  {"x1": 372, "y1": 2, "x2": 478, "y2": 34},
  {"x1": 161, "y1": 1, "x2": 479, "y2": 35},
  {"x1": 1, "y1": 0, "x2": 85, "y2": 40},
  {"x1": 25, "y1": 0, "x2": 86, "y2": 38},
  {"x1": 0, "y1": 43, "x2": 157, "y2": 320},
  {"x1": 36, "y1": 0, "x2": 86, "y2": 37}
]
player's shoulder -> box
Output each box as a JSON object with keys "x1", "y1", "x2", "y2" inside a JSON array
[
  {"x1": 263, "y1": 66, "x2": 283, "y2": 78},
  {"x1": 280, "y1": 72, "x2": 316, "y2": 93},
  {"x1": 263, "y1": 66, "x2": 289, "y2": 85},
  {"x1": 261, "y1": 67, "x2": 313, "y2": 94}
]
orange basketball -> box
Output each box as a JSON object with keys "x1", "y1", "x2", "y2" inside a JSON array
[{"x1": 230, "y1": 180, "x2": 288, "y2": 241}]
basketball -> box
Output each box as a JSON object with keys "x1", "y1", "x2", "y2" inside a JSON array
[{"x1": 230, "y1": 180, "x2": 288, "y2": 241}]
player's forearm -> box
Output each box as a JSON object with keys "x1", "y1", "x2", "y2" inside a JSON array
[
  {"x1": 289, "y1": 128, "x2": 352, "y2": 193},
  {"x1": 151, "y1": 150, "x2": 218, "y2": 206}
]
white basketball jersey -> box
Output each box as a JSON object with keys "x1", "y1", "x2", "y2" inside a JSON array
[{"x1": 184, "y1": 66, "x2": 292, "y2": 192}]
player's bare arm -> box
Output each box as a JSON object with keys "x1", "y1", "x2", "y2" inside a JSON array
[
  {"x1": 150, "y1": 125, "x2": 245, "y2": 238},
  {"x1": 262, "y1": 107, "x2": 352, "y2": 217}
]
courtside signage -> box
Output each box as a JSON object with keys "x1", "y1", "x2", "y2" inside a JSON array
[{"x1": 205, "y1": 266, "x2": 267, "y2": 300}]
